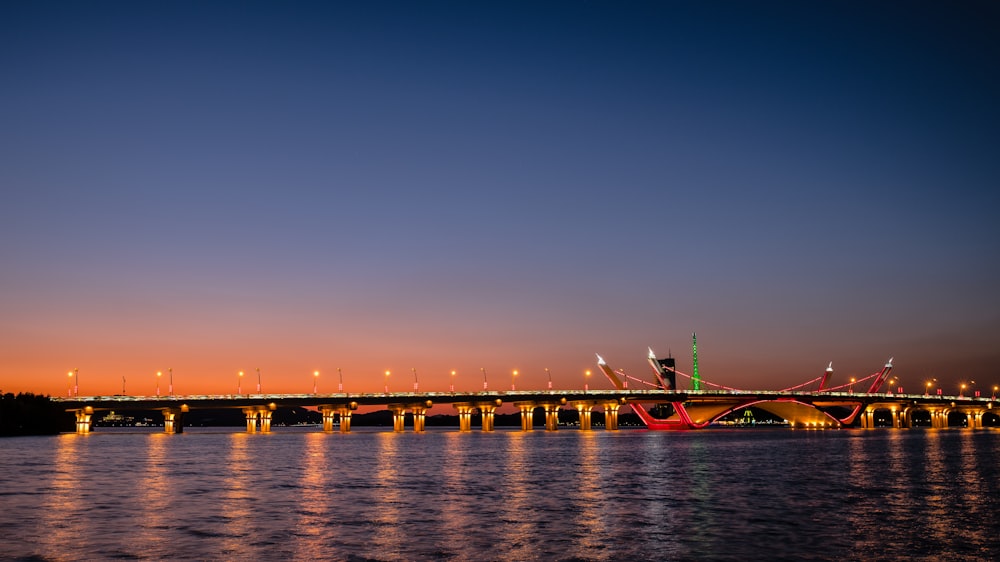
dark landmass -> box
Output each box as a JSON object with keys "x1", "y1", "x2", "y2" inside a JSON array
[{"x1": 0, "y1": 392, "x2": 75, "y2": 436}]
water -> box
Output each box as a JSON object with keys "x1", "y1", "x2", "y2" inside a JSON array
[{"x1": 2, "y1": 427, "x2": 998, "y2": 561}]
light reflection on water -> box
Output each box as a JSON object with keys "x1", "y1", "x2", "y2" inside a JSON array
[{"x1": 1, "y1": 427, "x2": 999, "y2": 561}]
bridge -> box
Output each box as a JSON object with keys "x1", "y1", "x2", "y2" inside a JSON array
[
  {"x1": 53, "y1": 385, "x2": 998, "y2": 435},
  {"x1": 50, "y1": 350, "x2": 998, "y2": 434}
]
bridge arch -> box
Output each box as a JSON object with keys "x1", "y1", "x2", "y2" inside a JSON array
[
  {"x1": 947, "y1": 411, "x2": 970, "y2": 427},
  {"x1": 908, "y1": 409, "x2": 933, "y2": 427}
]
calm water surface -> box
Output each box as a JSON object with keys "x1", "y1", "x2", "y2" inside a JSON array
[{"x1": 2, "y1": 427, "x2": 998, "y2": 561}]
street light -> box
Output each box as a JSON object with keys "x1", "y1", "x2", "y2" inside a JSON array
[
  {"x1": 338, "y1": 367, "x2": 344, "y2": 392},
  {"x1": 238, "y1": 371, "x2": 244, "y2": 395},
  {"x1": 67, "y1": 372, "x2": 73, "y2": 397},
  {"x1": 168, "y1": 367, "x2": 173, "y2": 396},
  {"x1": 850, "y1": 377, "x2": 856, "y2": 394},
  {"x1": 585, "y1": 369, "x2": 591, "y2": 392},
  {"x1": 413, "y1": 368, "x2": 419, "y2": 392},
  {"x1": 156, "y1": 371, "x2": 162, "y2": 396},
  {"x1": 384, "y1": 370, "x2": 390, "y2": 394},
  {"x1": 960, "y1": 383, "x2": 967, "y2": 397},
  {"x1": 450, "y1": 370, "x2": 456, "y2": 393},
  {"x1": 510, "y1": 370, "x2": 518, "y2": 391},
  {"x1": 545, "y1": 367, "x2": 552, "y2": 390},
  {"x1": 481, "y1": 367, "x2": 488, "y2": 391},
  {"x1": 993, "y1": 385, "x2": 998, "y2": 400},
  {"x1": 313, "y1": 371, "x2": 319, "y2": 394},
  {"x1": 925, "y1": 381, "x2": 932, "y2": 396},
  {"x1": 256, "y1": 367, "x2": 262, "y2": 394}
]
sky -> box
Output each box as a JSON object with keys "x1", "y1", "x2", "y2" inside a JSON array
[{"x1": 2, "y1": 1, "x2": 999, "y2": 399}]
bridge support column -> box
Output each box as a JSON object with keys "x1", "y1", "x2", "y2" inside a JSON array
[
  {"x1": 321, "y1": 407, "x2": 337, "y2": 432},
  {"x1": 968, "y1": 411, "x2": 983, "y2": 429},
  {"x1": 162, "y1": 407, "x2": 186, "y2": 434},
  {"x1": 860, "y1": 407, "x2": 874, "y2": 429},
  {"x1": 543, "y1": 404, "x2": 561, "y2": 431},
  {"x1": 411, "y1": 407, "x2": 427, "y2": 432},
  {"x1": 478, "y1": 404, "x2": 496, "y2": 432},
  {"x1": 603, "y1": 402, "x2": 620, "y2": 431},
  {"x1": 74, "y1": 408, "x2": 93, "y2": 434},
  {"x1": 573, "y1": 403, "x2": 593, "y2": 431},
  {"x1": 259, "y1": 410, "x2": 272, "y2": 433},
  {"x1": 244, "y1": 409, "x2": 259, "y2": 433},
  {"x1": 338, "y1": 407, "x2": 353, "y2": 433},
  {"x1": 454, "y1": 404, "x2": 474, "y2": 431},
  {"x1": 516, "y1": 402, "x2": 535, "y2": 431},
  {"x1": 391, "y1": 406, "x2": 406, "y2": 432}
]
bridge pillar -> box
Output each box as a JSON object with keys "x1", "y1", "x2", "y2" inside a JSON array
[
  {"x1": 411, "y1": 406, "x2": 427, "y2": 432},
  {"x1": 543, "y1": 404, "x2": 561, "y2": 431},
  {"x1": 259, "y1": 409, "x2": 272, "y2": 433},
  {"x1": 477, "y1": 403, "x2": 496, "y2": 432},
  {"x1": 391, "y1": 406, "x2": 406, "y2": 432},
  {"x1": 244, "y1": 409, "x2": 259, "y2": 433},
  {"x1": 929, "y1": 408, "x2": 947, "y2": 428},
  {"x1": 162, "y1": 407, "x2": 186, "y2": 434},
  {"x1": 74, "y1": 408, "x2": 93, "y2": 434},
  {"x1": 860, "y1": 407, "x2": 875, "y2": 429},
  {"x1": 968, "y1": 410, "x2": 983, "y2": 429},
  {"x1": 338, "y1": 407, "x2": 353, "y2": 433},
  {"x1": 603, "y1": 402, "x2": 620, "y2": 431},
  {"x1": 515, "y1": 402, "x2": 535, "y2": 431},
  {"x1": 321, "y1": 407, "x2": 337, "y2": 432},
  {"x1": 454, "y1": 404, "x2": 474, "y2": 431},
  {"x1": 573, "y1": 403, "x2": 593, "y2": 431}
]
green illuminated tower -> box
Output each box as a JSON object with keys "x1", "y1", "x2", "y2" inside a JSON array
[{"x1": 691, "y1": 332, "x2": 701, "y2": 391}]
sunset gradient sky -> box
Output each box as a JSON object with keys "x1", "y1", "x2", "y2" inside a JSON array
[{"x1": 2, "y1": 1, "x2": 998, "y2": 398}]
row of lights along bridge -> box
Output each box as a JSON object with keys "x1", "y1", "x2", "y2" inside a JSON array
[{"x1": 66, "y1": 368, "x2": 996, "y2": 400}]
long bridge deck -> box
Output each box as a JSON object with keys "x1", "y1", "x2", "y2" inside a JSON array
[{"x1": 53, "y1": 389, "x2": 998, "y2": 434}]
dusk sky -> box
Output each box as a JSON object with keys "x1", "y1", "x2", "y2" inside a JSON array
[{"x1": 2, "y1": 1, "x2": 998, "y2": 398}]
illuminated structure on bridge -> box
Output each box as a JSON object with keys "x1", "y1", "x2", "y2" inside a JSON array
[{"x1": 52, "y1": 350, "x2": 997, "y2": 435}]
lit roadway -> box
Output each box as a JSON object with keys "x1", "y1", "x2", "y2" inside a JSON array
[{"x1": 50, "y1": 388, "x2": 997, "y2": 410}]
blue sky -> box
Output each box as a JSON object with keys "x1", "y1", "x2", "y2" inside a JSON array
[{"x1": 2, "y1": 1, "x2": 998, "y2": 396}]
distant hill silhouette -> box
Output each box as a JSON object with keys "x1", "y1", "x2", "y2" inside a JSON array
[{"x1": 0, "y1": 393, "x2": 74, "y2": 436}]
